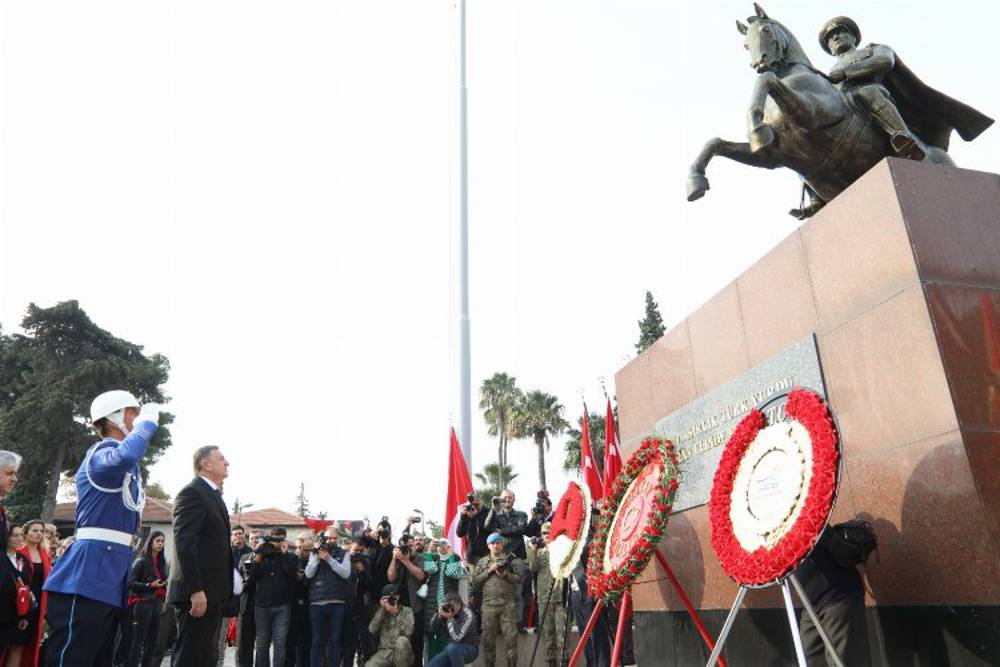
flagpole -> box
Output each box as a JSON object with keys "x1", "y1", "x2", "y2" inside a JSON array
[{"x1": 458, "y1": 0, "x2": 473, "y2": 475}]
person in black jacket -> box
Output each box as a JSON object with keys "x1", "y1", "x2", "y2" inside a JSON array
[
  {"x1": 286, "y1": 531, "x2": 314, "y2": 667},
  {"x1": 359, "y1": 520, "x2": 394, "y2": 665},
  {"x1": 794, "y1": 527, "x2": 871, "y2": 667},
  {"x1": 426, "y1": 593, "x2": 478, "y2": 667},
  {"x1": 167, "y1": 446, "x2": 236, "y2": 667},
  {"x1": 342, "y1": 538, "x2": 372, "y2": 667},
  {"x1": 0, "y1": 451, "x2": 22, "y2": 658},
  {"x1": 128, "y1": 531, "x2": 170, "y2": 667},
  {"x1": 455, "y1": 496, "x2": 488, "y2": 566},
  {"x1": 248, "y1": 528, "x2": 297, "y2": 667}
]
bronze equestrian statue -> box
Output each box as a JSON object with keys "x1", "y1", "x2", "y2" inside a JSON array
[{"x1": 686, "y1": 5, "x2": 993, "y2": 218}]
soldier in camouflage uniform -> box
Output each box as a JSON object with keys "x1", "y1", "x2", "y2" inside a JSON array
[
  {"x1": 472, "y1": 533, "x2": 523, "y2": 667},
  {"x1": 367, "y1": 584, "x2": 415, "y2": 667},
  {"x1": 527, "y1": 523, "x2": 566, "y2": 667}
]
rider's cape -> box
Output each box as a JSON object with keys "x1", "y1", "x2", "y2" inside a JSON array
[{"x1": 874, "y1": 44, "x2": 993, "y2": 150}]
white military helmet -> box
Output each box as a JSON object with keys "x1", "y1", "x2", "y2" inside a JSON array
[{"x1": 90, "y1": 390, "x2": 140, "y2": 423}]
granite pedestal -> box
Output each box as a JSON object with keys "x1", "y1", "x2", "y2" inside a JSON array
[{"x1": 615, "y1": 158, "x2": 1000, "y2": 666}]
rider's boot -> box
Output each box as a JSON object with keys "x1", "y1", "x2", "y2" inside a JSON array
[{"x1": 866, "y1": 94, "x2": 926, "y2": 161}]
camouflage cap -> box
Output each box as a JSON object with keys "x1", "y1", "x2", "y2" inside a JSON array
[{"x1": 819, "y1": 16, "x2": 861, "y2": 55}]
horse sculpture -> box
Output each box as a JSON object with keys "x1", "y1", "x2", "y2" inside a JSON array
[{"x1": 686, "y1": 4, "x2": 992, "y2": 218}]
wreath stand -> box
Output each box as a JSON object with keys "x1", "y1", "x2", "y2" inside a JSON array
[
  {"x1": 705, "y1": 389, "x2": 847, "y2": 667},
  {"x1": 703, "y1": 572, "x2": 845, "y2": 667},
  {"x1": 566, "y1": 549, "x2": 728, "y2": 667}
]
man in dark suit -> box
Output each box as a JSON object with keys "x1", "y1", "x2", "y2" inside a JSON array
[{"x1": 168, "y1": 446, "x2": 234, "y2": 667}]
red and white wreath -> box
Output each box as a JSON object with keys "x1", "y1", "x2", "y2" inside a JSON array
[
  {"x1": 586, "y1": 438, "x2": 680, "y2": 602},
  {"x1": 709, "y1": 388, "x2": 840, "y2": 586},
  {"x1": 547, "y1": 481, "x2": 592, "y2": 580}
]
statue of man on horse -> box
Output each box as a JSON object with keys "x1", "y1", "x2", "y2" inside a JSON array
[{"x1": 686, "y1": 4, "x2": 993, "y2": 219}]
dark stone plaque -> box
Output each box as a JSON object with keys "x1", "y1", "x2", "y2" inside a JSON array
[{"x1": 654, "y1": 334, "x2": 826, "y2": 513}]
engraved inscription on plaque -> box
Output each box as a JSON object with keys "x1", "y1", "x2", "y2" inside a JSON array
[{"x1": 652, "y1": 334, "x2": 826, "y2": 513}]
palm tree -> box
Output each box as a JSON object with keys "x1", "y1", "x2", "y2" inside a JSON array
[
  {"x1": 474, "y1": 463, "x2": 519, "y2": 504},
  {"x1": 562, "y1": 411, "x2": 606, "y2": 473},
  {"x1": 479, "y1": 372, "x2": 523, "y2": 489},
  {"x1": 514, "y1": 391, "x2": 569, "y2": 491}
]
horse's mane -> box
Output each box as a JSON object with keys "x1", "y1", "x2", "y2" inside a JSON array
[{"x1": 752, "y1": 17, "x2": 815, "y2": 69}]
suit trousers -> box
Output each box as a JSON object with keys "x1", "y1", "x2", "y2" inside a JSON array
[
  {"x1": 799, "y1": 595, "x2": 871, "y2": 667},
  {"x1": 173, "y1": 603, "x2": 223, "y2": 667},
  {"x1": 44, "y1": 592, "x2": 119, "y2": 667}
]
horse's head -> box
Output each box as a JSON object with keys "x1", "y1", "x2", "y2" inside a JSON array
[{"x1": 737, "y1": 4, "x2": 807, "y2": 74}]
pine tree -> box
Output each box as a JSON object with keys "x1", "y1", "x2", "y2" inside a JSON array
[
  {"x1": 635, "y1": 291, "x2": 666, "y2": 353},
  {"x1": 294, "y1": 482, "x2": 311, "y2": 517}
]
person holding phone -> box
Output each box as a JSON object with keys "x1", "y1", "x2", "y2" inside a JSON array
[{"x1": 127, "y1": 531, "x2": 169, "y2": 667}]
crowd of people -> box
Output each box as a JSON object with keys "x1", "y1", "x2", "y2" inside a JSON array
[
  {"x1": 0, "y1": 390, "x2": 625, "y2": 667},
  {"x1": 0, "y1": 390, "x2": 868, "y2": 667}
]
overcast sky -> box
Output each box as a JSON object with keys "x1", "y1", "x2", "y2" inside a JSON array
[{"x1": 2, "y1": 0, "x2": 997, "y2": 530}]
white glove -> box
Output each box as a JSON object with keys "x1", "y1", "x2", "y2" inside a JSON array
[{"x1": 135, "y1": 404, "x2": 160, "y2": 427}]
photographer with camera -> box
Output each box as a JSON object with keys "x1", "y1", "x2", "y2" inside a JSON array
[
  {"x1": 425, "y1": 593, "x2": 477, "y2": 667},
  {"x1": 236, "y1": 531, "x2": 263, "y2": 667},
  {"x1": 286, "y1": 531, "x2": 315, "y2": 667},
  {"x1": 342, "y1": 538, "x2": 373, "y2": 667},
  {"x1": 359, "y1": 520, "x2": 395, "y2": 666},
  {"x1": 483, "y1": 490, "x2": 528, "y2": 560},
  {"x1": 366, "y1": 585, "x2": 414, "y2": 667},
  {"x1": 246, "y1": 529, "x2": 298, "y2": 667},
  {"x1": 527, "y1": 522, "x2": 565, "y2": 667},
  {"x1": 305, "y1": 534, "x2": 353, "y2": 667},
  {"x1": 484, "y1": 489, "x2": 530, "y2": 628},
  {"x1": 421, "y1": 541, "x2": 467, "y2": 661},
  {"x1": 388, "y1": 533, "x2": 427, "y2": 667},
  {"x1": 525, "y1": 490, "x2": 553, "y2": 540},
  {"x1": 455, "y1": 494, "x2": 488, "y2": 567},
  {"x1": 472, "y1": 533, "x2": 522, "y2": 667}
]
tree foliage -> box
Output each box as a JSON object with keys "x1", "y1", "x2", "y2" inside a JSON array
[
  {"x1": 478, "y1": 373, "x2": 522, "y2": 490},
  {"x1": 562, "y1": 411, "x2": 606, "y2": 473},
  {"x1": 294, "y1": 482, "x2": 311, "y2": 517},
  {"x1": 144, "y1": 481, "x2": 171, "y2": 501},
  {"x1": 0, "y1": 301, "x2": 173, "y2": 522},
  {"x1": 512, "y1": 390, "x2": 568, "y2": 492},
  {"x1": 636, "y1": 291, "x2": 666, "y2": 353},
  {"x1": 474, "y1": 462, "x2": 518, "y2": 506}
]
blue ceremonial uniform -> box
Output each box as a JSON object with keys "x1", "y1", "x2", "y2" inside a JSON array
[
  {"x1": 43, "y1": 419, "x2": 157, "y2": 667},
  {"x1": 44, "y1": 419, "x2": 157, "y2": 606}
]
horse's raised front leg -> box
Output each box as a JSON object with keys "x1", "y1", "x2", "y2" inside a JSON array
[
  {"x1": 687, "y1": 137, "x2": 780, "y2": 201},
  {"x1": 746, "y1": 71, "x2": 813, "y2": 152}
]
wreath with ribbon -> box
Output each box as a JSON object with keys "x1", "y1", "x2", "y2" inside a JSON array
[
  {"x1": 586, "y1": 437, "x2": 680, "y2": 602},
  {"x1": 547, "y1": 481, "x2": 592, "y2": 580},
  {"x1": 709, "y1": 388, "x2": 839, "y2": 586}
]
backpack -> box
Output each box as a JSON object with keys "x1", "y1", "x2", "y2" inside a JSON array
[{"x1": 823, "y1": 520, "x2": 878, "y2": 567}]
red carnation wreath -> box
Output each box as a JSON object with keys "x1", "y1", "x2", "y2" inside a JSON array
[
  {"x1": 586, "y1": 438, "x2": 680, "y2": 602},
  {"x1": 547, "y1": 481, "x2": 592, "y2": 579},
  {"x1": 709, "y1": 388, "x2": 840, "y2": 587}
]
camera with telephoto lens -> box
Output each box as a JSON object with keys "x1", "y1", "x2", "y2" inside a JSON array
[
  {"x1": 385, "y1": 594, "x2": 400, "y2": 608},
  {"x1": 464, "y1": 492, "x2": 477, "y2": 512},
  {"x1": 316, "y1": 536, "x2": 340, "y2": 557},
  {"x1": 491, "y1": 495, "x2": 502, "y2": 507},
  {"x1": 494, "y1": 553, "x2": 515, "y2": 574},
  {"x1": 256, "y1": 536, "x2": 282, "y2": 557},
  {"x1": 439, "y1": 602, "x2": 455, "y2": 615},
  {"x1": 530, "y1": 535, "x2": 546, "y2": 547}
]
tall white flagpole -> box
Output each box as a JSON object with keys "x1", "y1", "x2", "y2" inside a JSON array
[{"x1": 458, "y1": 0, "x2": 473, "y2": 475}]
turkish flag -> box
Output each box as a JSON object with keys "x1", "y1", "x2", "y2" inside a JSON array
[
  {"x1": 603, "y1": 399, "x2": 622, "y2": 490},
  {"x1": 580, "y1": 410, "x2": 604, "y2": 501},
  {"x1": 445, "y1": 427, "x2": 474, "y2": 558}
]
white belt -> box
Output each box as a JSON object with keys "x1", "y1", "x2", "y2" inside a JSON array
[{"x1": 75, "y1": 527, "x2": 134, "y2": 547}]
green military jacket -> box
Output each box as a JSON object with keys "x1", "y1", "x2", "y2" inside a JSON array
[
  {"x1": 369, "y1": 605, "x2": 415, "y2": 652},
  {"x1": 472, "y1": 554, "x2": 523, "y2": 606}
]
